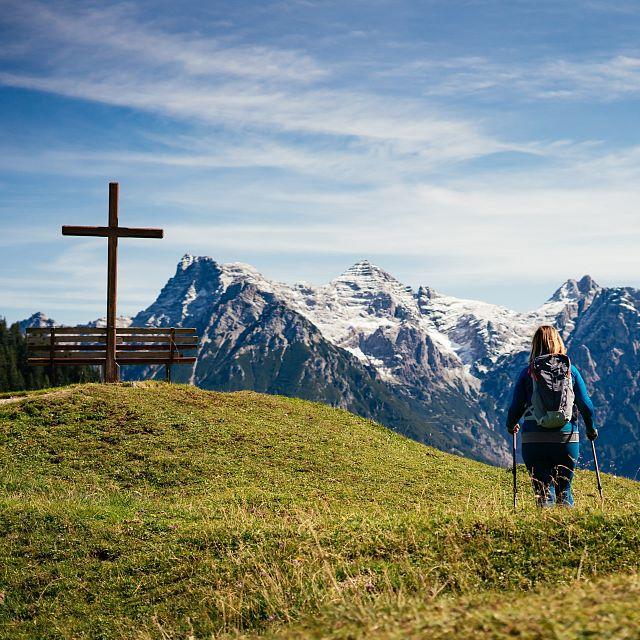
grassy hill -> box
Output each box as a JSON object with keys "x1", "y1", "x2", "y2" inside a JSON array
[{"x1": 0, "y1": 383, "x2": 639, "y2": 639}]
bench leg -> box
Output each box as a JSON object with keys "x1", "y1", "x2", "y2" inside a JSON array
[{"x1": 165, "y1": 364, "x2": 171, "y2": 383}]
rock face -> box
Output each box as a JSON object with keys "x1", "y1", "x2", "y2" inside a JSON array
[
  {"x1": 567, "y1": 286, "x2": 640, "y2": 476},
  {"x1": 21, "y1": 257, "x2": 638, "y2": 475}
]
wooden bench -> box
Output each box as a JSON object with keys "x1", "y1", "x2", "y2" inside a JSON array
[{"x1": 27, "y1": 327, "x2": 198, "y2": 383}]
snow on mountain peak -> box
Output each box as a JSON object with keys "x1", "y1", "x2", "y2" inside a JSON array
[
  {"x1": 218, "y1": 261, "x2": 274, "y2": 292},
  {"x1": 274, "y1": 261, "x2": 464, "y2": 384},
  {"x1": 221, "y1": 261, "x2": 263, "y2": 279},
  {"x1": 18, "y1": 312, "x2": 136, "y2": 332},
  {"x1": 26, "y1": 311, "x2": 53, "y2": 325},
  {"x1": 340, "y1": 259, "x2": 377, "y2": 276},
  {"x1": 337, "y1": 260, "x2": 406, "y2": 287},
  {"x1": 332, "y1": 261, "x2": 416, "y2": 311},
  {"x1": 531, "y1": 275, "x2": 601, "y2": 340},
  {"x1": 87, "y1": 316, "x2": 133, "y2": 329},
  {"x1": 18, "y1": 312, "x2": 57, "y2": 333},
  {"x1": 177, "y1": 255, "x2": 265, "y2": 287},
  {"x1": 549, "y1": 275, "x2": 600, "y2": 303},
  {"x1": 416, "y1": 285, "x2": 438, "y2": 300},
  {"x1": 179, "y1": 254, "x2": 196, "y2": 270}
]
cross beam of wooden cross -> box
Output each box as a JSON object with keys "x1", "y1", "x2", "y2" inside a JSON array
[{"x1": 62, "y1": 182, "x2": 164, "y2": 382}]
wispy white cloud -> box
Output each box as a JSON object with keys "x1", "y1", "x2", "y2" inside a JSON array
[
  {"x1": 382, "y1": 54, "x2": 640, "y2": 101},
  {"x1": 0, "y1": 136, "x2": 525, "y2": 185},
  {"x1": 4, "y1": 0, "x2": 623, "y2": 176},
  {"x1": 0, "y1": 68, "x2": 508, "y2": 163},
  {"x1": 1, "y1": 0, "x2": 326, "y2": 83},
  {"x1": 0, "y1": 1, "x2": 514, "y2": 165}
]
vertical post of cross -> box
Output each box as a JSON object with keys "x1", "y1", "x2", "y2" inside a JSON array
[
  {"x1": 105, "y1": 182, "x2": 120, "y2": 383},
  {"x1": 62, "y1": 182, "x2": 163, "y2": 383}
]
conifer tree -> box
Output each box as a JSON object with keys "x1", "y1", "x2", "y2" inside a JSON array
[{"x1": 0, "y1": 317, "x2": 99, "y2": 393}]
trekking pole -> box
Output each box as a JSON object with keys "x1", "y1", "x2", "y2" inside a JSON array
[
  {"x1": 512, "y1": 431, "x2": 518, "y2": 511},
  {"x1": 590, "y1": 439, "x2": 604, "y2": 504}
]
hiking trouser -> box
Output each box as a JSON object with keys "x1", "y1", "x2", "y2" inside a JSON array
[{"x1": 521, "y1": 441, "x2": 580, "y2": 507}]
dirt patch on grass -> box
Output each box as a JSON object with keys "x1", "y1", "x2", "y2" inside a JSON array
[{"x1": 0, "y1": 389, "x2": 73, "y2": 405}]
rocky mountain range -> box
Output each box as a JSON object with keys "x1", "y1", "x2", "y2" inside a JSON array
[{"x1": 17, "y1": 256, "x2": 639, "y2": 477}]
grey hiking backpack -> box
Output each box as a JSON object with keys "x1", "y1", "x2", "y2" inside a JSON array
[{"x1": 526, "y1": 354, "x2": 575, "y2": 428}]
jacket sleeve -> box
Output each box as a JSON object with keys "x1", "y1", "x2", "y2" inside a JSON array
[
  {"x1": 572, "y1": 366, "x2": 596, "y2": 432},
  {"x1": 506, "y1": 368, "x2": 528, "y2": 432}
]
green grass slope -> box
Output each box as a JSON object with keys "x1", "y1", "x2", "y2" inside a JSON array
[{"x1": 0, "y1": 383, "x2": 639, "y2": 639}]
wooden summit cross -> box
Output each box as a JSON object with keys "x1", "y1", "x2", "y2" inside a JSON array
[{"x1": 62, "y1": 182, "x2": 163, "y2": 383}]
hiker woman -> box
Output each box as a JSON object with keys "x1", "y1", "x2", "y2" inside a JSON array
[{"x1": 506, "y1": 325, "x2": 596, "y2": 507}]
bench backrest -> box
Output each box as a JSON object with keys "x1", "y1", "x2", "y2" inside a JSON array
[{"x1": 26, "y1": 327, "x2": 198, "y2": 367}]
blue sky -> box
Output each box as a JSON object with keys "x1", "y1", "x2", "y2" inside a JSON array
[{"x1": 1, "y1": 0, "x2": 640, "y2": 323}]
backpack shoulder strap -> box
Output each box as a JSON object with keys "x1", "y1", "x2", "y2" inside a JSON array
[{"x1": 523, "y1": 367, "x2": 539, "y2": 423}]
